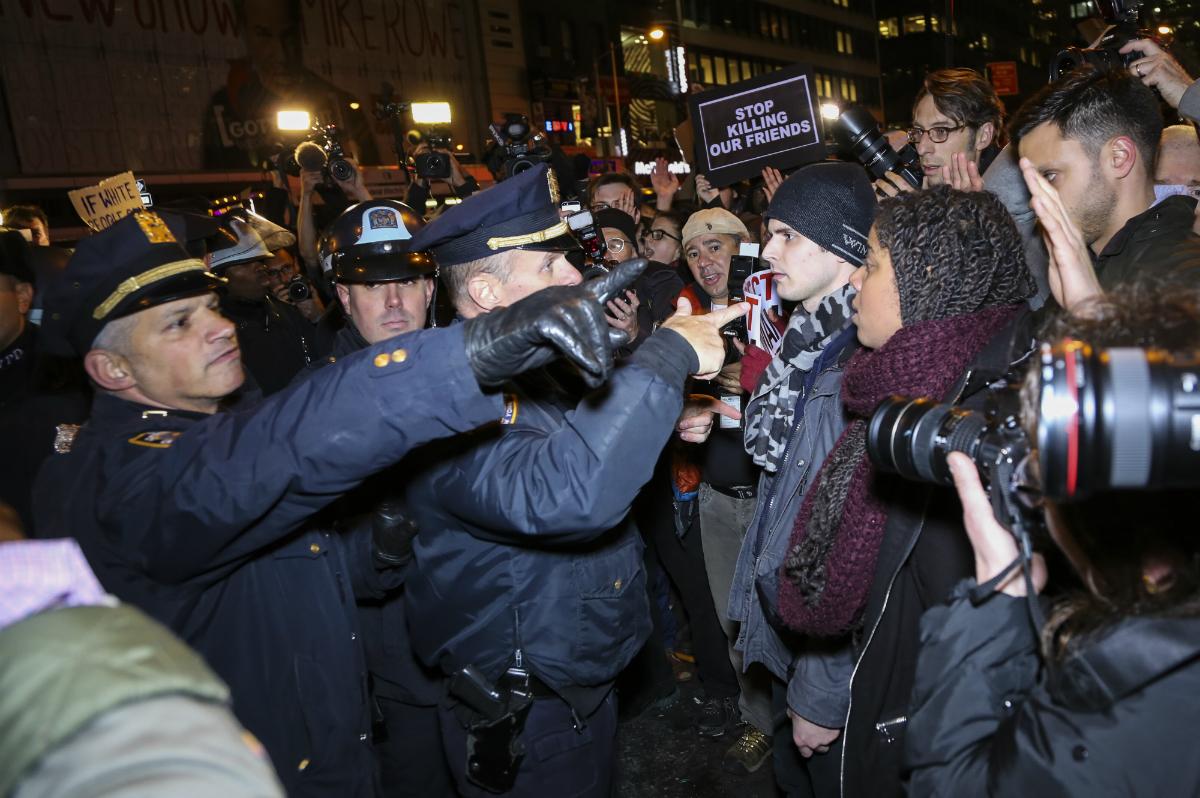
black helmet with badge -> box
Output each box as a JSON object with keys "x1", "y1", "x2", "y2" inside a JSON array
[
  {"x1": 40, "y1": 210, "x2": 223, "y2": 356},
  {"x1": 327, "y1": 200, "x2": 435, "y2": 284}
]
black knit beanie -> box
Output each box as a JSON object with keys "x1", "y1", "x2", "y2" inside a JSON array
[
  {"x1": 592, "y1": 208, "x2": 639, "y2": 248},
  {"x1": 765, "y1": 161, "x2": 877, "y2": 266}
]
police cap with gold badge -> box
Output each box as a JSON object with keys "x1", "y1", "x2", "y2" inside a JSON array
[
  {"x1": 409, "y1": 163, "x2": 579, "y2": 267},
  {"x1": 41, "y1": 210, "x2": 224, "y2": 356}
]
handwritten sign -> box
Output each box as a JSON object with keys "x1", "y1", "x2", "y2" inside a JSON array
[
  {"x1": 744, "y1": 270, "x2": 783, "y2": 352},
  {"x1": 689, "y1": 64, "x2": 825, "y2": 187},
  {"x1": 69, "y1": 172, "x2": 145, "y2": 232}
]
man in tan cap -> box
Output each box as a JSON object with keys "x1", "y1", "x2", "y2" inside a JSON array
[{"x1": 679, "y1": 208, "x2": 750, "y2": 310}]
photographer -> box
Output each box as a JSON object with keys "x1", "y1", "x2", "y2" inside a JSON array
[
  {"x1": 1012, "y1": 66, "x2": 1200, "y2": 290},
  {"x1": 905, "y1": 279, "x2": 1200, "y2": 796},
  {"x1": 875, "y1": 68, "x2": 1004, "y2": 197},
  {"x1": 1119, "y1": 37, "x2": 1200, "y2": 123},
  {"x1": 296, "y1": 158, "x2": 371, "y2": 282},
  {"x1": 404, "y1": 141, "x2": 479, "y2": 213},
  {"x1": 257, "y1": 247, "x2": 325, "y2": 323}
]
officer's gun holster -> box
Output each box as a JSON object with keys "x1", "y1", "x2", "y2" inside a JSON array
[{"x1": 450, "y1": 664, "x2": 535, "y2": 793}]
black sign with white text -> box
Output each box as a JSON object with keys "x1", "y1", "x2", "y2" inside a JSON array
[{"x1": 688, "y1": 64, "x2": 825, "y2": 187}]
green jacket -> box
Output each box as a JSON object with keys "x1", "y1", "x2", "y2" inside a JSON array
[{"x1": 0, "y1": 604, "x2": 228, "y2": 796}]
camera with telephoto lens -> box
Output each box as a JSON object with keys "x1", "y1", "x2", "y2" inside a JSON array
[
  {"x1": 290, "y1": 124, "x2": 356, "y2": 183},
  {"x1": 866, "y1": 339, "x2": 1200, "y2": 505},
  {"x1": 412, "y1": 132, "x2": 454, "y2": 180},
  {"x1": 834, "y1": 107, "x2": 923, "y2": 190},
  {"x1": 486, "y1": 114, "x2": 552, "y2": 180},
  {"x1": 1049, "y1": 0, "x2": 1147, "y2": 81}
]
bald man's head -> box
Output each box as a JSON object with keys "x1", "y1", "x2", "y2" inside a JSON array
[{"x1": 1155, "y1": 125, "x2": 1200, "y2": 189}]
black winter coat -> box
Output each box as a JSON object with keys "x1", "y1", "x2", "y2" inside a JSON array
[
  {"x1": 402, "y1": 330, "x2": 697, "y2": 717},
  {"x1": 33, "y1": 326, "x2": 503, "y2": 797},
  {"x1": 906, "y1": 588, "x2": 1200, "y2": 797},
  {"x1": 838, "y1": 309, "x2": 1037, "y2": 798}
]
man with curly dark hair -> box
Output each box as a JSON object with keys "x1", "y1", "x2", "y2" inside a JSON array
[{"x1": 775, "y1": 185, "x2": 1037, "y2": 798}]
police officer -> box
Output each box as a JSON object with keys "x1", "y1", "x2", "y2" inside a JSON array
[
  {"x1": 31, "y1": 209, "x2": 642, "y2": 797},
  {"x1": 303, "y1": 199, "x2": 452, "y2": 795},
  {"x1": 400, "y1": 164, "x2": 748, "y2": 797}
]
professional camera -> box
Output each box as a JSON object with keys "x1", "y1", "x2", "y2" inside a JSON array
[
  {"x1": 566, "y1": 209, "x2": 607, "y2": 266},
  {"x1": 411, "y1": 132, "x2": 454, "y2": 180},
  {"x1": 292, "y1": 124, "x2": 356, "y2": 183},
  {"x1": 486, "y1": 114, "x2": 551, "y2": 180},
  {"x1": 867, "y1": 339, "x2": 1200, "y2": 503},
  {"x1": 834, "y1": 107, "x2": 923, "y2": 190},
  {"x1": 1049, "y1": 0, "x2": 1147, "y2": 81}
]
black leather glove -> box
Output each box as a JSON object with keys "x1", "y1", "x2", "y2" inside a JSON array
[
  {"x1": 372, "y1": 498, "x2": 419, "y2": 568},
  {"x1": 462, "y1": 258, "x2": 647, "y2": 389}
]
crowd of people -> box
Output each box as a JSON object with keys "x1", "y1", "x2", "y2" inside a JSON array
[{"x1": 2, "y1": 32, "x2": 1200, "y2": 798}]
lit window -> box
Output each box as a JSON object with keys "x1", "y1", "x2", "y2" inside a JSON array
[
  {"x1": 929, "y1": 15, "x2": 941, "y2": 32},
  {"x1": 980, "y1": 32, "x2": 992, "y2": 49},
  {"x1": 836, "y1": 30, "x2": 854, "y2": 54},
  {"x1": 904, "y1": 14, "x2": 927, "y2": 34},
  {"x1": 700, "y1": 54, "x2": 714, "y2": 84},
  {"x1": 714, "y1": 55, "x2": 728, "y2": 85},
  {"x1": 879, "y1": 17, "x2": 899, "y2": 38}
]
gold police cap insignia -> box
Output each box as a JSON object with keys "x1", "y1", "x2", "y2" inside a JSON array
[
  {"x1": 133, "y1": 210, "x2": 177, "y2": 244},
  {"x1": 546, "y1": 168, "x2": 560, "y2": 204}
]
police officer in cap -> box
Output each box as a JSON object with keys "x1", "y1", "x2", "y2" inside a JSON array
[
  {"x1": 32, "y1": 208, "x2": 642, "y2": 797},
  {"x1": 400, "y1": 163, "x2": 748, "y2": 797},
  {"x1": 302, "y1": 198, "x2": 452, "y2": 795}
]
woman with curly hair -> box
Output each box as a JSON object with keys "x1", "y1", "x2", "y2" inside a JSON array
[{"x1": 775, "y1": 185, "x2": 1036, "y2": 797}]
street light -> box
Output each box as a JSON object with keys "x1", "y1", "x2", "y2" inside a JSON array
[
  {"x1": 1157, "y1": 25, "x2": 1173, "y2": 35},
  {"x1": 820, "y1": 103, "x2": 841, "y2": 121},
  {"x1": 648, "y1": 27, "x2": 665, "y2": 41}
]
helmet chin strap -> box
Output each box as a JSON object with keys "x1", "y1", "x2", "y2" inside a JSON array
[{"x1": 428, "y1": 269, "x2": 439, "y2": 328}]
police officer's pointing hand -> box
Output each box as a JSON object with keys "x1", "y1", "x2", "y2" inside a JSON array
[{"x1": 462, "y1": 258, "x2": 647, "y2": 388}]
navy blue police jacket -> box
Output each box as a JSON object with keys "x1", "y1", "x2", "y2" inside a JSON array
[
  {"x1": 32, "y1": 325, "x2": 503, "y2": 798},
  {"x1": 403, "y1": 329, "x2": 698, "y2": 716}
]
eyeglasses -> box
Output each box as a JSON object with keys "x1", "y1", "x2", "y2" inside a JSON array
[
  {"x1": 605, "y1": 237, "x2": 630, "y2": 254},
  {"x1": 641, "y1": 228, "x2": 680, "y2": 242},
  {"x1": 906, "y1": 123, "x2": 967, "y2": 144}
]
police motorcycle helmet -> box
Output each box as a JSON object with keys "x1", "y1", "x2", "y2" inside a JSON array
[{"x1": 327, "y1": 200, "x2": 435, "y2": 284}]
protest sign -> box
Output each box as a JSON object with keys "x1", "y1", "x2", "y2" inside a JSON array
[
  {"x1": 688, "y1": 64, "x2": 825, "y2": 187},
  {"x1": 68, "y1": 171, "x2": 146, "y2": 232},
  {"x1": 744, "y1": 270, "x2": 783, "y2": 353}
]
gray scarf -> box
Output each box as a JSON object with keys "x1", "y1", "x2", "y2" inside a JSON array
[{"x1": 742, "y1": 284, "x2": 856, "y2": 472}]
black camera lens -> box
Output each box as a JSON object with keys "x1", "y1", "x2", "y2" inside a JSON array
[
  {"x1": 415, "y1": 151, "x2": 452, "y2": 180},
  {"x1": 287, "y1": 276, "x2": 311, "y2": 302},
  {"x1": 867, "y1": 395, "x2": 1029, "y2": 487},
  {"x1": 328, "y1": 157, "x2": 356, "y2": 183},
  {"x1": 833, "y1": 107, "x2": 923, "y2": 190},
  {"x1": 1036, "y1": 341, "x2": 1200, "y2": 501}
]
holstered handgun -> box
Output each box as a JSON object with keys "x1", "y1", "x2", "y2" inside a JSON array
[{"x1": 450, "y1": 665, "x2": 534, "y2": 793}]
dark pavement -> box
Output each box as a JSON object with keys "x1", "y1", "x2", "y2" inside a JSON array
[{"x1": 614, "y1": 677, "x2": 777, "y2": 797}]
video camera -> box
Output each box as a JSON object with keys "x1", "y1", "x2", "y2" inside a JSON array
[
  {"x1": 264, "y1": 123, "x2": 355, "y2": 185},
  {"x1": 1050, "y1": 0, "x2": 1148, "y2": 81},
  {"x1": 833, "y1": 107, "x2": 923, "y2": 191},
  {"x1": 486, "y1": 114, "x2": 551, "y2": 180},
  {"x1": 867, "y1": 339, "x2": 1200, "y2": 509}
]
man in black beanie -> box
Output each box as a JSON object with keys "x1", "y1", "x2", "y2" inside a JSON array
[{"x1": 727, "y1": 161, "x2": 877, "y2": 794}]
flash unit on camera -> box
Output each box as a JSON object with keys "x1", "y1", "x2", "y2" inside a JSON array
[
  {"x1": 411, "y1": 102, "x2": 452, "y2": 125},
  {"x1": 277, "y1": 110, "x2": 312, "y2": 131}
]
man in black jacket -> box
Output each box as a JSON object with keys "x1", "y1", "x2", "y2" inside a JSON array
[
  {"x1": 403, "y1": 163, "x2": 745, "y2": 797},
  {"x1": 32, "y1": 209, "x2": 639, "y2": 797},
  {"x1": 1012, "y1": 66, "x2": 1200, "y2": 290}
]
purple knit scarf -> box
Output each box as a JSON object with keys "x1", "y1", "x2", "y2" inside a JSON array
[{"x1": 777, "y1": 304, "x2": 1021, "y2": 636}]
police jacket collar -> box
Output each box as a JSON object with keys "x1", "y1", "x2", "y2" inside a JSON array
[{"x1": 91, "y1": 391, "x2": 211, "y2": 426}]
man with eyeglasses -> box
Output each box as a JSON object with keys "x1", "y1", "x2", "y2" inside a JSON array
[
  {"x1": 875, "y1": 68, "x2": 1003, "y2": 197},
  {"x1": 593, "y1": 208, "x2": 682, "y2": 351}
]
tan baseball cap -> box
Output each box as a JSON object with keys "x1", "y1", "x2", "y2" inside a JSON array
[{"x1": 681, "y1": 208, "x2": 749, "y2": 249}]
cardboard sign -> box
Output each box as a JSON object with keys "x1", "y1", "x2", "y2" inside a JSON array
[
  {"x1": 69, "y1": 171, "x2": 145, "y2": 231},
  {"x1": 688, "y1": 64, "x2": 825, "y2": 187},
  {"x1": 744, "y1": 270, "x2": 783, "y2": 353}
]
